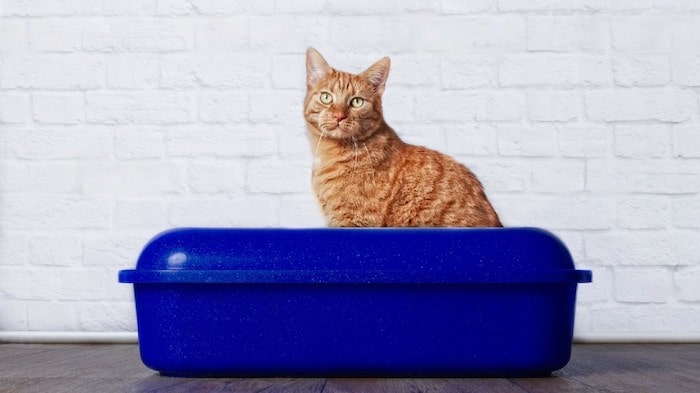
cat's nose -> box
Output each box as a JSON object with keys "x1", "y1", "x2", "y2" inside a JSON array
[{"x1": 333, "y1": 111, "x2": 346, "y2": 122}]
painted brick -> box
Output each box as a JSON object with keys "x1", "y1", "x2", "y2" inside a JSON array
[
  {"x1": 389, "y1": 55, "x2": 439, "y2": 87},
  {"x1": 28, "y1": 302, "x2": 78, "y2": 331},
  {"x1": 527, "y1": 90, "x2": 581, "y2": 122},
  {"x1": 0, "y1": 56, "x2": 103, "y2": 90},
  {"x1": 1, "y1": 0, "x2": 700, "y2": 340},
  {"x1": 0, "y1": 20, "x2": 27, "y2": 51},
  {"x1": 100, "y1": 0, "x2": 158, "y2": 16},
  {"x1": 0, "y1": 301, "x2": 27, "y2": 330},
  {"x1": 29, "y1": 237, "x2": 82, "y2": 267},
  {"x1": 382, "y1": 87, "x2": 416, "y2": 123},
  {"x1": 467, "y1": 159, "x2": 529, "y2": 192},
  {"x1": 670, "y1": 16, "x2": 700, "y2": 53},
  {"x1": 83, "y1": 235, "x2": 145, "y2": 268},
  {"x1": 394, "y1": 124, "x2": 446, "y2": 151},
  {"x1": 585, "y1": 232, "x2": 700, "y2": 266},
  {"x1": 195, "y1": 18, "x2": 248, "y2": 51},
  {"x1": 279, "y1": 194, "x2": 326, "y2": 227},
  {"x1": 673, "y1": 55, "x2": 700, "y2": 86},
  {"x1": 673, "y1": 127, "x2": 700, "y2": 158},
  {"x1": 14, "y1": 268, "x2": 106, "y2": 301},
  {"x1": 558, "y1": 127, "x2": 609, "y2": 158},
  {"x1": 499, "y1": 55, "x2": 578, "y2": 87},
  {"x1": 577, "y1": 266, "x2": 612, "y2": 303},
  {"x1": 250, "y1": 16, "x2": 328, "y2": 53},
  {"x1": 440, "y1": 56, "x2": 496, "y2": 89},
  {"x1": 105, "y1": 55, "x2": 159, "y2": 89},
  {"x1": 249, "y1": 91, "x2": 304, "y2": 124},
  {"x1": 614, "y1": 125, "x2": 671, "y2": 158},
  {"x1": 278, "y1": 125, "x2": 311, "y2": 158},
  {"x1": 80, "y1": 302, "x2": 136, "y2": 332},
  {"x1": 169, "y1": 197, "x2": 279, "y2": 227},
  {"x1": 527, "y1": 16, "x2": 607, "y2": 53},
  {"x1": 115, "y1": 128, "x2": 165, "y2": 160},
  {"x1": 188, "y1": 0, "x2": 274, "y2": 15},
  {"x1": 187, "y1": 161, "x2": 246, "y2": 194},
  {"x1": 590, "y1": 305, "x2": 699, "y2": 333},
  {"x1": 0, "y1": 234, "x2": 27, "y2": 266},
  {"x1": 615, "y1": 267, "x2": 672, "y2": 303},
  {"x1": 497, "y1": 126, "x2": 557, "y2": 157},
  {"x1": 113, "y1": 201, "x2": 170, "y2": 230},
  {"x1": 382, "y1": 18, "x2": 413, "y2": 53},
  {"x1": 611, "y1": 16, "x2": 672, "y2": 53},
  {"x1": 324, "y1": 0, "x2": 404, "y2": 14},
  {"x1": 199, "y1": 91, "x2": 249, "y2": 123},
  {"x1": 8, "y1": 128, "x2": 112, "y2": 160},
  {"x1": 166, "y1": 125, "x2": 277, "y2": 158},
  {"x1": 0, "y1": 161, "x2": 27, "y2": 192},
  {"x1": 28, "y1": 19, "x2": 82, "y2": 52},
  {"x1": 617, "y1": 197, "x2": 670, "y2": 229},
  {"x1": 444, "y1": 124, "x2": 498, "y2": 156},
  {"x1": 156, "y1": 0, "x2": 195, "y2": 15},
  {"x1": 674, "y1": 266, "x2": 700, "y2": 301},
  {"x1": 0, "y1": 196, "x2": 111, "y2": 230},
  {"x1": 82, "y1": 162, "x2": 184, "y2": 197},
  {"x1": 587, "y1": 160, "x2": 700, "y2": 194},
  {"x1": 497, "y1": 196, "x2": 615, "y2": 230},
  {"x1": 330, "y1": 17, "x2": 384, "y2": 52},
  {"x1": 159, "y1": 55, "x2": 270, "y2": 88},
  {"x1": 415, "y1": 90, "x2": 523, "y2": 122},
  {"x1": 412, "y1": 16, "x2": 525, "y2": 53},
  {"x1": 272, "y1": 55, "x2": 304, "y2": 89},
  {"x1": 86, "y1": 92, "x2": 194, "y2": 124},
  {"x1": 442, "y1": 0, "x2": 494, "y2": 13},
  {"x1": 613, "y1": 56, "x2": 670, "y2": 87},
  {"x1": 25, "y1": 162, "x2": 81, "y2": 193},
  {"x1": 584, "y1": 88, "x2": 695, "y2": 123},
  {"x1": 82, "y1": 19, "x2": 193, "y2": 52},
  {"x1": 247, "y1": 159, "x2": 311, "y2": 194},
  {"x1": 673, "y1": 199, "x2": 700, "y2": 229},
  {"x1": 274, "y1": 0, "x2": 330, "y2": 14},
  {"x1": 1, "y1": 0, "x2": 99, "y2": 16},
  {"x1": 531, "y1": 160, "x2": 585, "y2": 193},
  {"x1": 498, "y1": 0, "x2": 579, "y2": 11},
  {"x1": 0, "y1": 93, "x2": 28, "y2": 124},
  {"x1": 32, "y1": 92, "x2": 85, "y2": 124}
]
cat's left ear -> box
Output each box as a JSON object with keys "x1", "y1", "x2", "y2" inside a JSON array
[
  {"x1": 362, "y1": 57, "x2": 391, "y2": 95},
  {"x1": 306, "y1": 47, "x2": 331, "y2": 89}
]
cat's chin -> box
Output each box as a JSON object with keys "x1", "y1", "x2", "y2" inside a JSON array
[{"x1": 316, "y1": 126, "x2": 354, "y2": 141}]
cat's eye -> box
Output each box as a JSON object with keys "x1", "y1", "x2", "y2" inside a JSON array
[
  {"x1": 319, "y1": 92, "x2": 333, "y2": 104},
  {"x1": 350, "y1": 97, "x2": 364, "y2": 108}
]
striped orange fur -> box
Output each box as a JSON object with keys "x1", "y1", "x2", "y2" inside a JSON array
[{"x1": 304, "y1": 48, "x2": 502, "y2": 227}]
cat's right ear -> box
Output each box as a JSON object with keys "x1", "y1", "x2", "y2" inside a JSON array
[{"x1": 306, "y1": 47, "x2": 331, "y2": 89}]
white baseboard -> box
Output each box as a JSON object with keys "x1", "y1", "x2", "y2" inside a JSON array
[
  {"x1": 574, "y1": 332, "x2": 700, "y2": 343},
  {"x1": 0, "y1": 331, "x2": 138, "y2": 344},
  {"x1": 1, "y1": 331, "x2": 698, "y2": 344}
]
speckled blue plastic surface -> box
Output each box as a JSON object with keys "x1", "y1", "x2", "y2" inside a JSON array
[{"x1": 119, "y1": 227, "x2": 591, "y2": 377}]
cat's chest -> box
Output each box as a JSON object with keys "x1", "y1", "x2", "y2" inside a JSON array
[{"x1": 313, "y1": 161, "x2": 386, "y2": 199}]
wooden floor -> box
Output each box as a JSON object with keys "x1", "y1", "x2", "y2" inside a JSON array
[{"x1": 0, "y1": 344, "x2": 698, "y2": 392}]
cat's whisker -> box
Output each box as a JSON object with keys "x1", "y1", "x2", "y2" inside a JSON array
[
  {"x1": 352, "y1": 136, "x2": 359, "y2": 168},
  {"x1": 363, "y1": 143, "x2": 373, "y2": 165},
  {"x1": 315, "y1": 127, "x2": 327, "y2": 165}
]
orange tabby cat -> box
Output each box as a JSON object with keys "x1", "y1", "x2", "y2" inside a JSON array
[{"x1": 304, "y1": 48, "x2": 502, "y2": 227}]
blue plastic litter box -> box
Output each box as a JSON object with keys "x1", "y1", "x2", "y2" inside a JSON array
[{"x1": 119, "y1": 227, "x2": 592, "y2": 377}]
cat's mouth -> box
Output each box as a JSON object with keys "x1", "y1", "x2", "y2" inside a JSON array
[{"x1": 319, "y1": 123, "x2": 351, "y2": 140}]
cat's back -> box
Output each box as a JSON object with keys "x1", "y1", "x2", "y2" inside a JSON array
[{"x1": 386, "y1": 143, "x2": 502, "y2": 227}]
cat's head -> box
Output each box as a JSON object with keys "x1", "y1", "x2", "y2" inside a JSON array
[{"x1": 304, "y1": 47, "x2": 390, "y2": 141}]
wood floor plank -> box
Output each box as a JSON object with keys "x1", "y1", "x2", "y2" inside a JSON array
[{"x1": 0, "y1": 344, "x2": 699, "y2": 392}]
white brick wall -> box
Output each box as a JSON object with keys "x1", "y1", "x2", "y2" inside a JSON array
[{"x1": 0, "y1": 1, "x2": 699, "y2": 341}]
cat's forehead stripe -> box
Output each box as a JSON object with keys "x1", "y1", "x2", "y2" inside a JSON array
[{"x1": 326, "y1": 70, "x2": 365, "y2": 96}]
